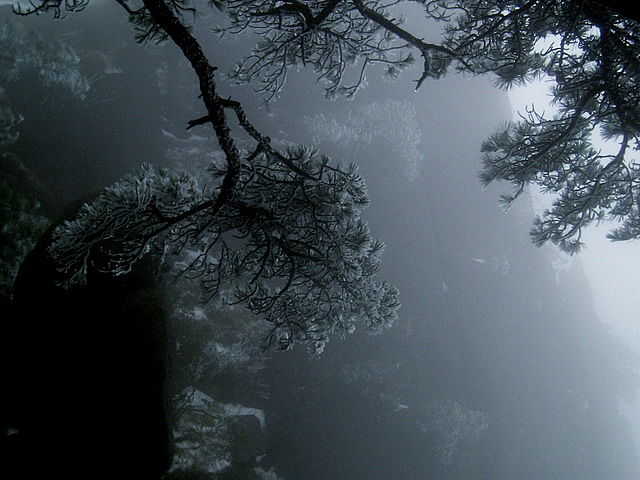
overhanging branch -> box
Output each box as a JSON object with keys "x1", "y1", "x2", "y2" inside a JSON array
[
  {"x1": 351, "y1": 0, "x2": 459, "y2": 88},
  {"x1": 140, "y1": 0, "x2": 240, "y2": 208}
]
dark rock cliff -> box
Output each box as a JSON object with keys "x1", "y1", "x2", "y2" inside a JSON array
[{"x1": 8, "y1": 218, "x2": 172, "y2": 479}]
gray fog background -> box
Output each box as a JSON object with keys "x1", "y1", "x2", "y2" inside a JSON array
[{"x1": 3, "y1": 2, "x2": 639, "y2": 478}]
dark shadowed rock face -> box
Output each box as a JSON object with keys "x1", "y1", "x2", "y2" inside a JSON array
[
  {"x1": 9, "y1": 220, "x2": 172, "y2": 478},
  {"x1": 227, "y1": 415, "x2": 265, "y2": 466}
]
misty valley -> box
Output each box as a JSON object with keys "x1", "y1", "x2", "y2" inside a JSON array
[{"x1": 1, "y1": 2, "x2": 639, "y2": 479}]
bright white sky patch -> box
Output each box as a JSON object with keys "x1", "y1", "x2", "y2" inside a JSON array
[
  {"x1": 508, "y1": 79, "x2": 640, "y2": 450},
  {"x1": 508, "y1": 80, "x2": 640, "y2": 343}
]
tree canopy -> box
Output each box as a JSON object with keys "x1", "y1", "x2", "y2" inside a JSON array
[
  {"x1": 50, "y1": 153, "x2": 399, "y2": 352},
  {"x1": 12, "y1": 0, "x2": 640, "y2": 347},
  {"x1": 218, "y1": 0, "x2": 640, "y2": 253},
  {"x1": 12, "y1": 0, "x2": 401, "y2": 353},
  {"x1": 15, "y1": 0, "x2": 640, "y2": 256}
]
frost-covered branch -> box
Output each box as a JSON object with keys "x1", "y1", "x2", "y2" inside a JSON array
[
  {"x1": 221, "y1": 0, "x2": 640, "y2": 252},
  {"x1": 22, "y1": 0, "x2": 398, "y2": 351},
  {"x1": 222, "y1": 0, "x2": 420, "y2": 102},
  {"x1": 14, "y1": 0, "x2": 640, "y2": 254},
  {"x1": 49, "y1": 146, "x2": 399, "y2": 352}
]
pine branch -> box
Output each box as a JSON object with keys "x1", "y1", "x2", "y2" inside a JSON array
[{"x1": 350, "y1": 0, "x2": 459, "y2": 88}]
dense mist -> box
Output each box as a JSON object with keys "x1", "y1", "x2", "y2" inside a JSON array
[{"x1": 1, "y1": 2, "x2": 639, "y2": 479}]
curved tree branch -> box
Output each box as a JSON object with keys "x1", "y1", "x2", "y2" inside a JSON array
[
  {"x1": 140, "y1": 0, "x2": 241, "y2": 210},
  {"x1": 351, "y1": 0, "x2": 459, "y2": 88}
]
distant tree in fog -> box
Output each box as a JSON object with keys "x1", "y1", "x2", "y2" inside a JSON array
[
  {"x1": 0, "y1": 21, "x2": 89, "y2": 101},
  {"x1": 305, "y1": 100, "x2": 423, "y2": 181},
  {"x1": 339, "y1": 358, "x2": 402, "y2": 384},
  {"x1": 0, "y1": 100, "x2": 22, "y2": 148},
  {"x1": 418, "y1": 397, "x2": 489, "y2": 465},
  {"x1": 0, "y1": 20, "x2": 88, "y2": 149},
  {"x1": 0, "y1": 180, "x2": 49, "y2": 299},
  {"x1": 0, "y1": 21, "x2": 89, "y2": 298}
]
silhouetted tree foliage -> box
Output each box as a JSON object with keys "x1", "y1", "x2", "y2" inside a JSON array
[
  {"x1": 49, "y1": 153, "x2": 398, "y2": 354},
  {"x1": 14, "y1": 0, "x2": 400, "y2": 353},
  {"x1": 14, "y1": 0, "x2": 640, "y2": 257},
  {"x1": 219, "y1": 0, "x2": 640, "y2": 253},
  {"x1": 7, "y1": 3, "x2": 640, "y2": 477}
]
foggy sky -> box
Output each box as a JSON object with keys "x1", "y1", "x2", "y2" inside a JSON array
[
  {"x1": 508, "y1": 80, "x2": 640, "y2": 459},
  {"x1": 3, "y1": 3, "x2": 639, "y2": 479}
]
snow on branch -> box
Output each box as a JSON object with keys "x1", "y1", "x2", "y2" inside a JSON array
[{"x1": 49, "y1": 147, "x2": 399, "y2": 352}]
